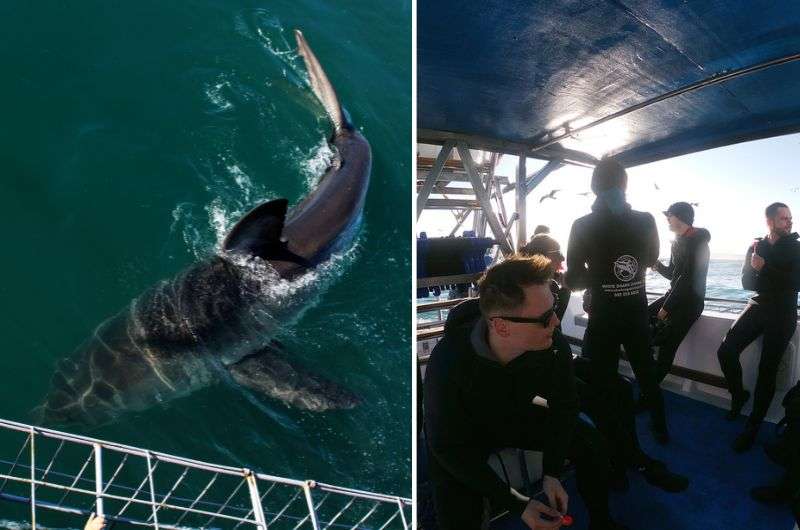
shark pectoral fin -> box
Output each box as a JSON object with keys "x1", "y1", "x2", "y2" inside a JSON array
[{"x1": 227, "y1": 349, "x2": 361, "y2": 412}]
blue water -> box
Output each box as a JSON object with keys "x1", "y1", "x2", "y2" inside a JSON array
[
  {"x1": 0, "y1": 1, "x2": 410, "y2": 526},
  {"x1": 647, "y1": 259, "x2": 750, "y2": 303},
  {"x1": 646, "y1": 258, "x2": 780, "y2": 315}
]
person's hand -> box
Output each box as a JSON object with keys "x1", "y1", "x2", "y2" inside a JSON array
[
  {"x1": 657, "y1": 308, "x2": 668, "y2": 321},
  {"x1": 751, "y1": 252, "x2": 765, "y2": 271},
  {"x1": 84, "y1": 513, "x2": 106, "y2": 530},
  {"x1": 542, "y1": 475, "x2": 568, "y2": 514},
  {"x1": 520, "y1": 499, "x2": 563, "y2": 529}
]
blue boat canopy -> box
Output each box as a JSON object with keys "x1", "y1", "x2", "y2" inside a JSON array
[{"x1": 418, "y1": 0, "x2": 800, "y2": 167}]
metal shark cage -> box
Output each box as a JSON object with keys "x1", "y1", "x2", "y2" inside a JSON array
[{"x1": 0, "y1": 418, "x2": 411, "y2": 530}]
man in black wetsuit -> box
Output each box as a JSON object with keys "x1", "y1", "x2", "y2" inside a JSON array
[
  {"x1": 521, "y1": 236, "x2": 689, "y2": 493},
  {"x1": 424, "y1": 256, "x2": 626, "y2": 530},
  {"x1": 565, "y1": 158, "x2": 669, "y2": 443},
  {"x1": 717, "y1": 202, "x2": 800, "y2": 452},
  {"x1": 648, "y1": 202, "x2": 711, "y2": 385}
]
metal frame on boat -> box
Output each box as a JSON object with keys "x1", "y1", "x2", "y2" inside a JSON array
[{"x1": 0, "y1": 418, "x2": 411, "y2": 530}]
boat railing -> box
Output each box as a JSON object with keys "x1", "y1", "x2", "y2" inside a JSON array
[
  {"x1": 0, "y1": 417, "x2": 411, "y2": 530},
  {"x1": 417, "y1": 291, "x2": 800, "y2": 326}
]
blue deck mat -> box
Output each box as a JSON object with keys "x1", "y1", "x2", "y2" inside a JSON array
[{"x1": 492, "y1": 389, "x2": 796, "y2": 530}]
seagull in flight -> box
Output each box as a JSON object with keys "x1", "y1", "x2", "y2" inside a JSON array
[
  {"x1": 689, "y1": 202, "x2": 700, "y2": 207},
  {"x1": 576, "y1": 191, "x2": 592, "y2": 197},
  {"x1": 654, "y1": 182, "x2": 661, "y2": 191},
  {"x1": 540, "y1": 189, "x2": 561, "y2": 203}
]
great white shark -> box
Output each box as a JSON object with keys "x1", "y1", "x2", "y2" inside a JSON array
[{"x1": 39, "y1": 30, "x2": 371, "y2": 426}]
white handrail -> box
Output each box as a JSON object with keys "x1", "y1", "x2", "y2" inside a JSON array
[{"x1": 0, "y1": 417, "x2": 411, "y2": 529}]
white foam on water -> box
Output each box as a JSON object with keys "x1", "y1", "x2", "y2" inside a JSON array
[
  {"x1": 297, "y1": 137, "x2": 335, "y2": 190},
  {"x1": 230, "y1": 236, "x2": 361, "y2": 312},
  {"x1": 170, "y1": 202, "x2": 196, "y2": 234},
  {"x1": 226, "y1": 163, "x2": 253, "y2": 202},
  {"x1": 207, "y1": 197, "x2": 237, "y2": 251},
  {"x1": 204, "y1": 74, "x2": 234, "y2": 112},
  {"x1": 233, "y1": 9, "x2": 304, "y2": 84},
  {"x1": 169, "y1": 202, "x2": 207, "y2": 259},
  {"x1": 173, "y1": 152, "x2": 273, "y2": 257},
  {"x1": 256, "y1": 26, "x2": 296, "y2": 64}
]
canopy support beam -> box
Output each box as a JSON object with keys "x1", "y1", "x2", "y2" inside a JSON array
[
  {"x1": 417, "y1": 140, "x2": 455, "y2": 219},
  {"x1": 457, "y1": 144, "x2": 512, "y2": 255},
  {"x1": 515, "y1": 154, "x2": 527, "y2": 249}
]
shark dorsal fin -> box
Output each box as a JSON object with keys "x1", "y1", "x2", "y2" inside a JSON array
[
  {"x1": 223, "y1": 199, "x2": 288, "y2": 257},
  {"x1": 223, "y1": 199, "x2": 312, "y2": 267}
]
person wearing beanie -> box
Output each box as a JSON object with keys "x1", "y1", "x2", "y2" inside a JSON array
[
  {"x1": 565, "y1": 158, "x2": 669, "y2": 444},
  {"x1": 718, "y1": 202, "x2": 800, "y2": 452},
  {"x1": 646, "y1": 202, "x2": 711, "y2": 387}
]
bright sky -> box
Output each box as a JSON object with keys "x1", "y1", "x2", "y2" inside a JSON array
[{"x1": 418, "y1": 133, "x2": 800, "y2": 259}]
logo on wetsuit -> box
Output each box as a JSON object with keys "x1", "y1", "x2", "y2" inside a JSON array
[{"x1": 613, "y1": 255, "x2": 639, "y2": 282}]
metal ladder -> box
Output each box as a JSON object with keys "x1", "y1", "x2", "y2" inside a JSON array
[{"x1": 0, "y1": 418, "x2": 411, "y2": 529}]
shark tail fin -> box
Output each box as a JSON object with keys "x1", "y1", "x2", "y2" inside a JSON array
[{"x1": 294, "y1": 29, "x2": 349, "y2": 134}]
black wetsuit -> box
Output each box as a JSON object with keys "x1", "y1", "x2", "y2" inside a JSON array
[
  {"x1": 552, "y1": 277, "x2": 571, "y2": 322},
  {"x1": 649, "y1": 227, "x2": 711, "y2": 382},
  {"x1": 718, "y1": 233, "x2": 800, "y2": 426},
  {"x1": 423, "y1": 299, "x2": 611, "y2": 530},
  {"x1": 565, "y1": 201, "x2": 667, "y2": 430}
]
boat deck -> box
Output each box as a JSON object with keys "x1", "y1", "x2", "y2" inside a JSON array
[{"x1": 490, "y1": 389, "x2": 796, "y2": 530}]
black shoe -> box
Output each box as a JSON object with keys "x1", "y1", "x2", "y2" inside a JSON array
[
  {"x1": 764, "y1": 442, "x2": 791, "y2": 468},
  {"x1": 750, "y1": 485, "x2": 791, "y2": 504},
  {"x1": 651, "y1": 421, "x2": 670, "y2": 444},
  {"x1": 725, "y1": 390, "x2": 751, "y2": 420},
  {"x1": 640, "y1": 459, "x2": 690, "y2": 493},
  {"x1": 732, "y1": 424, "x2": 759, "y2": 453}
]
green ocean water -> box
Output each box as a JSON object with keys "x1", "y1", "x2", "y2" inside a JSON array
[{"x1": 0, "y1": 1, "x2": 410, "y2": 525}]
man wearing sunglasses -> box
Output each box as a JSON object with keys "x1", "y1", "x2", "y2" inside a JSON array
[{"x1": 424, "y1": 256, "x2": 626, "y2": 530}]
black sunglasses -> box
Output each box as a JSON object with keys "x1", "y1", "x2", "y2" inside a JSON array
[{"x1": 491, "y1": 305, "x2": 556, "y2": 326}]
